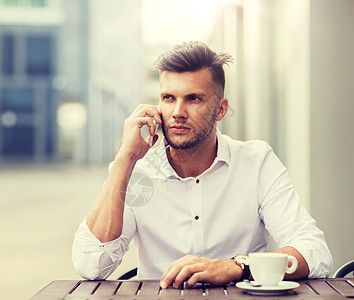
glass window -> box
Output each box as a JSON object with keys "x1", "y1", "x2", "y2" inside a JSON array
[
  {"x1": 1, "y1": 35, "x2": 14, "y2": 75},
  {"x1": 2, "y1": 0, "x2": 47, "y2": 7},
  {"x1": 2, "y1": 126, "x2": 34, "y2": 155},
  {"x1": 45, "y1": 88, "x2": 54, "y2": 155},
  {"x1": 26, "y1": 35, "x2": 52, "y2": 76},
  {"x1": 1, "y1": 88, "x2": 35, "y2": 113},
  {"x1": 30, "y1": 0, "x2": 46, "y2": 7},
  {"x1": 2, "y1": 0, "x2": 19, "y2": 6}
]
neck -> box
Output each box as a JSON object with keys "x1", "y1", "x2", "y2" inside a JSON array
[{"x1": 166, "y1": 129, "x2": 218, "y2": 178}]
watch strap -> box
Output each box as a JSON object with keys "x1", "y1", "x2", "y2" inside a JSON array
[{"x1": 233, "y1": 255, "x2": 250, "y2": 281}]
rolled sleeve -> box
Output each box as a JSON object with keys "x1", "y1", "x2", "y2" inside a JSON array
[
  {"x1": 286, "y1": 228, "x2": 333, "y2": 278},
  {"x1": 72, "y1": 218, "x2": 132, "y2": 280}
]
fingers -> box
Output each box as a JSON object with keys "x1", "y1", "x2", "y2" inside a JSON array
[
  {"x1": 174, "y1": 264, "x2": 205, "y2": 288},
  {"x1": 160, "y1": 256, "x2": 240, "y2": 289},
  {"x1": 161, "y1": 255, "x2": 193, "y2": 282},
  {"x1": 131, "y1": 104, "x2": 162, "y2": 125},
  {"x1": 185, "y1": 271, "x2": 208, "y2": 288},
  {"x1": 135, "y1": 116, "x2": 155, "y2": 128},
  {"x1": 130, "y1": 105, "x2": 161, "y2": 145},
  {"x1": 160, "y1": 255, "x2": 205, "y2": 289},
  {"x1": 119, "y1": 104, "x2": 162, "y2": 160},
  {"x1": 135, "y1": 116, "x2": 157, "y2": 135},
  {"x1": 127, "y1": 114, "x2": 158, "y2": 138}
]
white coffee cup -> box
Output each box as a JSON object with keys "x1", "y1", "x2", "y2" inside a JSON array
[{"x1": 249, "y1": 252, "x2": 298, "y2": 286}]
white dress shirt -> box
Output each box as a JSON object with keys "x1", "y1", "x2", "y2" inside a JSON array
[{"x1": 72, "y1": 131, "x2": 332, "y2": 280}]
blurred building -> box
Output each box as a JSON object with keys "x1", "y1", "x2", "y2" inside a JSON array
[
  {"x1": 0, "y1": 0, "x2": 144, "y2": 164},
  {"x1": 0, "y1": 0, "x2": 65, "y2": 163},
  {"x1": 0, "y1": 0, "x2": 90, "y2": 163}
]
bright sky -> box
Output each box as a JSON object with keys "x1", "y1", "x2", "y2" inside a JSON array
[{"x1": 141, "y1": 0, "x2": 234, "y2": 46}]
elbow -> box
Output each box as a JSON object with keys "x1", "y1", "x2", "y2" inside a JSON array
[
  {"x1": 72, "y1": 247, "x2": 119, "y2": 280},
  {"x1": 72, "y1": 254, "x2": 103, "y2": 280},
  {"x1": 78, "y1": 269, "x2": 101, "y2": 281},
  {"x1": 72, "y1": 245, "x2": 106, "y2": 280},
  {"x1": 322, "y1": 253, "x2": 333, "y2": 278},
  {"x1": 308, "y1": 247, "x2": 333, "y2": 278},
  {"x1": 317, "y1": 245, "x2": 333, "y2": 278},
  {"x1": 73, "y1": 258, "x2": 112, "y2": 281}
]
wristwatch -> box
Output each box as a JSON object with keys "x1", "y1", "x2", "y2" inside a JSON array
[{"x1": 233, "y1": 254, "x2": 250, "y2": 281}]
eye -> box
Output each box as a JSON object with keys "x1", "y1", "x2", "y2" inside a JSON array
[
  {"x1": 162, "y1": 95, "x2": 174, "y2": 101},
  {"x1": 188, "y1": 95, "x2": 202, "y2": 101}
]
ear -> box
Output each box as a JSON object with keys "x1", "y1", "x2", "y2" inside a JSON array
[{"x1": 215, "y1": 98, "x2": 229, "y2": 121}]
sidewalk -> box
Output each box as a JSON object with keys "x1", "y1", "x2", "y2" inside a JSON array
[{"x1": 0, "y1": 164, "x2": 137, "y2": 300}]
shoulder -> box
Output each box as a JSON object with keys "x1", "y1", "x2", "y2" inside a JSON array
[
  {"x1": 218, "y1": 134, "x2": 277, "y2": 169},
  {"x1": 222, "y1": 134, "x2": 272, "y2": 157}
]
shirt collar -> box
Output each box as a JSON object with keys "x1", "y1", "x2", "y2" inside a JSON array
[
  {"x1": 215, "y1": 128, "x2": 231, "y2": 166},
  {"x1": 155, "y1": 127, "x2": 231, "y2": 180}
]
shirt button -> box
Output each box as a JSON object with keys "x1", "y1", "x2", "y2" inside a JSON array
[
  {"x1": 195, "y1": 215, "x2": 199, "y2": 220},
  {"x1": 196, "y1": 179, "x2": 200, "y2": 183}
]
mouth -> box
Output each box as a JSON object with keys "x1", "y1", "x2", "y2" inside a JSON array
[{"x1": 169, "y1": 124, "x2": 190, "y2": 134}]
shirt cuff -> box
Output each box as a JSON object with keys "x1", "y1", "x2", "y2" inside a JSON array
[{"x1": 75, "y1": 218, "x2": 128, "y2": 262}]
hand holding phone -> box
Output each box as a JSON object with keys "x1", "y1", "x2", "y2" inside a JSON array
[{"x1": 148, "y1": 105, "x2": 161, "y2": 147}]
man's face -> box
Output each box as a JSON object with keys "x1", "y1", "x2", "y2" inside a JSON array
[{"x1": 159, "y1": 68, "x2": 223, "y2": 150}]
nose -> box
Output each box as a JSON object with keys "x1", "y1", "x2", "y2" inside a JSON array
[{"x1": 172, "y1": 99, "x2": 187, "y2": 120}]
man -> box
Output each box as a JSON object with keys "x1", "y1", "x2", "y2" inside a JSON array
[{"x1": 72, "y1": 41, "x2": 332, "y2": 288}]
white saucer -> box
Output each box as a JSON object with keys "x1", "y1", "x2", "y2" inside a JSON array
[{"x1": 236, "y1": 281, "x2": 300, "y2": 296}]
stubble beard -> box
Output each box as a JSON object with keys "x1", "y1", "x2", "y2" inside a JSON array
[{"x1": 161, "y1": 108, "x2": 218, "y2": 150}]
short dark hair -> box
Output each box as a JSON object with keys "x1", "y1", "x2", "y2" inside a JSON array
[{"x1": 154, "y1": 41, "x2": 233, "y2": 97}]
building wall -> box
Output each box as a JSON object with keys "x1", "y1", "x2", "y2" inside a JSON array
[
  {"x1": 209, "y1": 5, "x2": 242, "y2": 141},
  {"x1": 310, "y1": 0, "x2": 354, "y2": 273},
  {"x1": 88, "y1": 0, "x2": 143, "y2": 164},
  {"x1": 56, "y1": 0, "x2": 90, "y2": 163}
]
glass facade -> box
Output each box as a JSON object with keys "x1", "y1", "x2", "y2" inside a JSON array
[
  {"x1": 26, "y1": 36, "x2": 52, "y2": 76},
  {"x1": 2, "y1": 0, "x2": 19, "y2": 6},
  {"x1": 2, "y1": 126, "x2": 34, "y2": 155},
  {"x1": 0, "y1": 29, "x2": 57, "y2": 160},
  {"x1": 1, "y1": 0, "x2": 47, "y2": 7},
  {"x1": 1, "y1": 35, "x2": 14, "y2": 75},
  {"x1": 30, "y1": 0, "x2": 46, "y2": 7},
  {"x1": 1, "y1": 88, "x2": 35, "y2": 112}
]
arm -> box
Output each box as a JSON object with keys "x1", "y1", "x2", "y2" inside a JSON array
[
  {"x1": 259, "y1": 144, "x2": 332, "y2": 279},
  {"x1": 86, "y1": 104, "x2": 162, "y2": 242},
  {"x1": 275, "y1": 246, "x2": 309, "y2": 279},
  {"x1": 72, "y1": 105, "x2": 161, "y2": 280},
  {"x1": 85, "y1": 152, "x2": 136, "y2": 242}
]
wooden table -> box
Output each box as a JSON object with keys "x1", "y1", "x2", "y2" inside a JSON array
[{"x1": 30, "y1": 278, "x2": 354, "y2": 299}]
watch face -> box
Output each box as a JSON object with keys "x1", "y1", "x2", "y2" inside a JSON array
[{"x1": 236, "y1": 254, "x2": 249, "y2": 265}]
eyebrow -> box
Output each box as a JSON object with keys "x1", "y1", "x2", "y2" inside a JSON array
[
  {"x1": 160, "y1": 92, "x2": 208, "y2": 98},
  {"x1": 187, "y1": 92, "x2": 207, "y2": 98}
]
